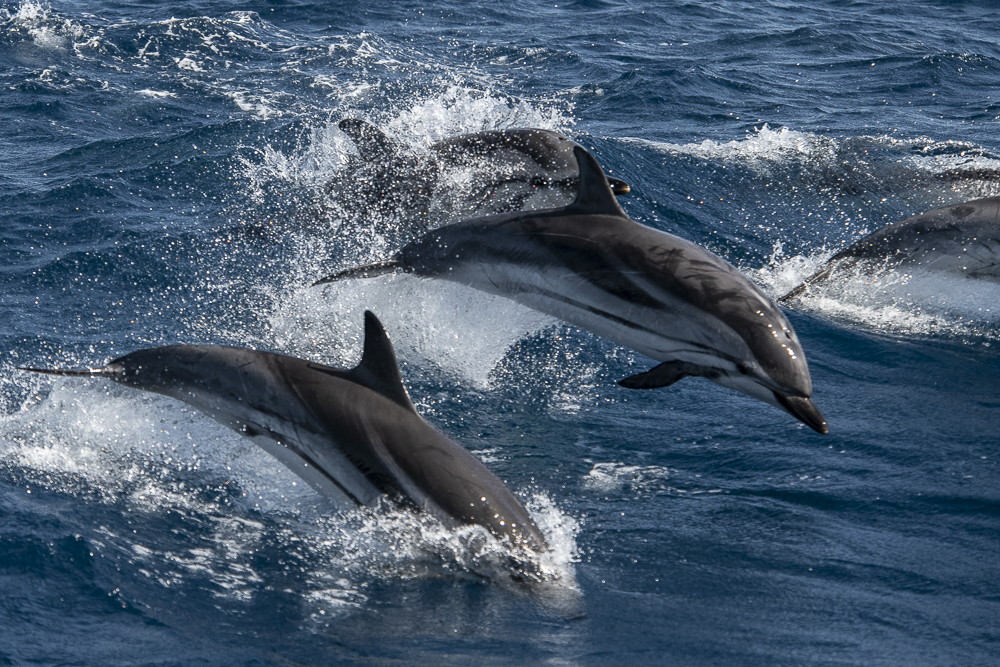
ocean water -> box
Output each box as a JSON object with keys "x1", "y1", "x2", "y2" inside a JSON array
[{"x1": 1, "y1": 0, "x2": 998, "y2": 664}]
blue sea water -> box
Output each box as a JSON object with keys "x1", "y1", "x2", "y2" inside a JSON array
[{"x1": 1, "y1": 0, "x2": 999, "y2": 664}]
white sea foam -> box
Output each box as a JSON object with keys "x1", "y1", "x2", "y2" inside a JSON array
[
  {"x1": 1, "y1": 366, "x2": 580, "y2": 604},
  {"x1": 137, "y1": 89, "x2": 178, "y2": 99},
  {"x1": 583, "y1": 462, "x2": 674, "y2": 493},
  {"x1": 632, "y1": 125, "x2": 1000, "y2": 202},
  {"x1": 638, "y1": 124, "x2": 836, "y2": 167},
  {"x1": 4, "y1": 1, "x2": 87, "y2": 51},
  {"x1": 384, "y1": 85, "x2": 572, "y2": 146},
  {"x1": 269, "y1": 273, "x2": 553, "y2": 390},
  {"x1": 750, "y1": 242, "x2": 1000, "y2": 338}
]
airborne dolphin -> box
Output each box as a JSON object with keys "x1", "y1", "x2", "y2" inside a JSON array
[
  {"x1": 316, "y1": 147, "x2": 828, "y2": 433},
  {"x1": 327, "y1": 119, "x2": 630, "y2": 219},
  {"x1": 780, "y1": 196, "x2": 1000, "y2": 302},
  {"x1": 22, "y1": 312, "x2": 545, "y2": 553}
]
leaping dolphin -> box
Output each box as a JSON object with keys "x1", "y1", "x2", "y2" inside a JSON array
[
  {"x1": 779, "y1": 196, "x2": 1000, "y2": 302},
  {"x1": 326, "y1": 119, "x2": 630, "y2": 220},
  {"x1": 315, "y1": 147, "x2": 828, "y2": 434},
  {"x1": 21, "y1": 312, "x2": 546, "y2": 554}
]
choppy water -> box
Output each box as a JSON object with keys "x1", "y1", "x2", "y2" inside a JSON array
[{"x1": 2, "y1": 1, "x2": 998, "y2": 665}]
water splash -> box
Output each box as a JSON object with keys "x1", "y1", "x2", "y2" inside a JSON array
[
  {"x1": 751, "y1": 242, "x2": 1000, "y2": 339},
  {"x1": 0, "y1": 370, "x2": 581, "y2": 612}
]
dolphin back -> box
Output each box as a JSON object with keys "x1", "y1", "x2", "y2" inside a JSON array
[{"x1": 781, "y1": 196, "x2": 1000, "y2": 300}]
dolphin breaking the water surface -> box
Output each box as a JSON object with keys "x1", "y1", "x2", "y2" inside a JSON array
[
  {"x1": 22, "y1": 312, "x2": 546, "y2": 555},
  {"x1": 326, "y1": 119, "x2": 631, "y2": 221},
  {"x1": 316, "y1": 146, "x2": 828, "y2": 433},
  {"x1": 779, "y1": 196, "x2": 1000, "y2": 302}
]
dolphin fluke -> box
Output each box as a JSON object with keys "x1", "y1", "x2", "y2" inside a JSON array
[
  {"x1": 313, "y1": 259, "x2": 402, "y2": 286},
  {"x1": 777, "y1": 395, "x2": 828, "y2": 434}
]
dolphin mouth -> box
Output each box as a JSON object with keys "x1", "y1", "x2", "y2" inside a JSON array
[
  {"x1": 19, "y1": 363, "x2": 125, "y2": 378},
  {"x1": 607, "y1": 177, "x2": 631, "y2": 195},
  {"x1": 776, "y1": 394, "x2": 829, "y2": 434}
]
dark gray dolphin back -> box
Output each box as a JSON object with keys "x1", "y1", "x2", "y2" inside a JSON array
[{"x1": 830, "y1": 196, "x2": 1000, "y2": 267}]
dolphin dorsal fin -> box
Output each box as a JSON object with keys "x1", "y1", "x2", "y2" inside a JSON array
[
  {"x1": 348, "y1": 311, "x2": 415, "y2": 412},
  {"x1": 566, "y1": 145, "x2": 627, "y2": 217},
  {"x1": 338, "y1": 118, "x2": 397, "y2": 161}
]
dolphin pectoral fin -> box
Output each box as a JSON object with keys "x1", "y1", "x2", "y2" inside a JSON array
[
  {"x1": 618, "y1": 361, "x2": 704, "y2": 389},
  {"x1": 312, "y1": 259, "x2": 402, "y2": 286},
  {"x1": 566, "y1": 146, "x2": 627, "y2": 217},
  {"x1": 607, "y1": 176, "x2": 631, "y2": 196},
  {"x1": 338, "y1": 118, "x2": 397, "y2": 161},
  {"x1": 776, "y1": 394, "x2": 829, "y2": 434}
]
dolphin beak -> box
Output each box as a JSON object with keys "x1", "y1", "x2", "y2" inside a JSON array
[
  {"x1": 18, "y1": 363, "x2": 124, "y2": 378},
  {"x1": 776, "y1": 395, "x2": 829, "y2": 434},
  {"x1": 607, "y1": 177, "x2": 631, "y2": 195}
]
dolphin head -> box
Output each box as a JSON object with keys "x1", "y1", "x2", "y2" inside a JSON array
[{"x1": 716, "y1": 303, "x2": 828, "y2": 434}]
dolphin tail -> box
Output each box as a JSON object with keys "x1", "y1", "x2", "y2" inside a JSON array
[
  {"x1": 312, "y1": 259, "x2": 402, "y2": 286},
  {"x1": 776, "y1": 395, "x2": 829, "y2": 434},
  {"x1": 338, "y1": 118, "x2": 398, "y2": 161}
]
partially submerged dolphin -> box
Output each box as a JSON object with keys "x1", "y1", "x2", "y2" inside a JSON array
[
  {"x1": 780, "y1": 197, "x2": 1000, "y2": 302},
  {"x1": 316, "y1": 147, "x2": 828, "y2": 433},
  {"x1": 22, "y1": 312, "x2": 546, "y2": 554},
  {"x1": 327, "y1": 118, "x2": 630, "y2": 219}
]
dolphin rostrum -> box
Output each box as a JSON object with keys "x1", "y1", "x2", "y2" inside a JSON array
[
  {"x1": 327, "y1": 119, "x2": 630, "y2": 220},
  {"x1": 779, "y1": 196, "x2": 1000, "y2": 302},
  {"x1": 316, "y1": 147, "x2": 828, "y2": 433},
  {"x1": 21, "y1": 312, "x2": 546, "y2": 554}
]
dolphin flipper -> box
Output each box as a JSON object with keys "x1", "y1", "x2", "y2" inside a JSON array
[
  {"x1": 618, "y1": 361, "x2": 718, "y2": 389},
  {"x1": 339, "y1": 118, "x2": 398, "y2": 161}
]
